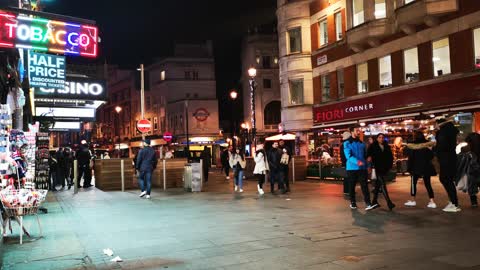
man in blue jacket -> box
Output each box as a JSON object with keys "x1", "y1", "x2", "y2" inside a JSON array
[
  {"x1": 136, "y1": 139, "x2": 158, "y2": 199},
  {"x1": 344, "y1": 127, "x2": 374, "y2": 210}
]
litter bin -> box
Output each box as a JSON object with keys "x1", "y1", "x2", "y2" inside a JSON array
[
  {"x1": 183, "y1": 164, "x2": 193, "y2": 191},
  {"x1": 183, "y1": 161, "x2": 203, "y2": 192}
]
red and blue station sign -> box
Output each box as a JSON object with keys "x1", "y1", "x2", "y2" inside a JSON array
[{"x1": 0, "y1": 10, "x2": 98, "y2": 58}]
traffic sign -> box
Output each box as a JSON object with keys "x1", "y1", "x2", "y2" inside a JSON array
[
  {"x1": 136, "y1": 119, "x2": 152, "y2": 133},
  {"x1": 163, "y1": 132, "x2": 173, "y2": 142}
]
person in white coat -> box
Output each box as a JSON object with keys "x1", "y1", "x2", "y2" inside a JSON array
[
  {"x1": 254, "y1": 142, "x2": 269, "y2": 195},
  {"x1": 229, "y1": 148, "x2": 246, "y2": 192}
]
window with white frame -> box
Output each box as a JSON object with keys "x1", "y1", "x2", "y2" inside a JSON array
[
  {"x1": 352, "y1": 0, "x2": 364, "y2": 27},
  {"x1": 375, "y1": 0, "x2": 386, "y2": 19},
  {"x1": 474, "y1": 28, "x2": 480, "y2": 69},
  {"x1": 337, "y1": 69, "x2": 345, "y2": 99},
  {"x1": 319, "y1": 19, "x2": 328, "y2": 46},
  {"x1": 321, "y1": 74, "x2": 330, "y2": 102},
  {"x1": 289, "y1": 79, "x2": 304, "y2": 105},
  {"x1": 357, "y1": 62, "x2": 368, "y2": 93},
  {"x1": 379, "y1": 55, "x2": 392, "y2": 88},
  {"x1": 335, "y1": 12, "x2": 343, "y2": 41},
  {"x1": 404, "y1": 47, "x2": 419, "y2": 82},
  {"x1": 432, "y1": 38, "x2": 451, "y2": 77},
  {"x1": 288, "y1": 27, "x2": 302, "y2": 53},
  {"x1": 160, "y1": 70, "x2": 165, "y2": 81}
]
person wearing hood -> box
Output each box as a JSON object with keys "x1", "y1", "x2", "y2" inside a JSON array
[
  {"x1": 435, "y1": 118, "x2": 461, "y2": 212},
  {"x1": 404, "y1": 131, "x2": 437, "y2": 209},
  {"x1": 253, "y1": 141, "x2": 269, "y2": 195},
  {"x1": 456, "y1": 133, "x2": 480, "y2": 208}
]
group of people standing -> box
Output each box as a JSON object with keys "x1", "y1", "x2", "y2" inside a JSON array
[
  {"x1": 342, "y1": 118, "x2": 479, "y2": 213},
  {"x1": 220, "y1": 140, "x2": 291, "y2": 195}
]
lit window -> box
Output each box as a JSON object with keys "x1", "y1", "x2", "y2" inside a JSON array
[
  {"x1": 335, "y1": 12, "x2": 343, "y2": 41},
  {"x1": 321, "y1": 74, "x2": 330, "y2": 102},
  {"x1": 319, "y1": 19, "x2": 328, "y2": 46},
  {"x1": 432, "y1": 38, "x2": 451, "y2": 77},
  {"x1": 160, "y1": 70, "x2": 165, "y2": 81},
  {"x1": 337, "y1": 69, "x2": 345, "y2": 99},
  {"x1": 404, "y1": 47, "x2": 419, "y2": 83},
  {"x1": 289, "y1": 79, "x2": 304, "y2": 105},
  {"x1": 474, "y1": 28, "x2": 480, "y2": 69},
  {"x1": 352, "y1": 0, "x2": 364, "y2": 27},
  {"x1": 357, "y1": 63, "x2": 368, "y2": 93},
  {"x1": 288, "y1": 27, "x2": 302, "y2": 53},
  {"x1": 375, "y1": 0, "x2": 386, "y2": 19},
  {"x1": 379, "y1": 55, "x2": 392, "y2": 88}
]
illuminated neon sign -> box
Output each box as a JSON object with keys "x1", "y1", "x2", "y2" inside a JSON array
[{"x1": 0, "y1": 11, "x2": 98, "y2": 58}]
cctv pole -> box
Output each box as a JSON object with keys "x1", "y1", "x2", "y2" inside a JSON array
[{"x1": 140, "y1": 64, "x2": 145, "y2": 140}]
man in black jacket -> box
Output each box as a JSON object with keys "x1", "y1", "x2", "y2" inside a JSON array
[
  {"x1": 136, "y1": 139, "x2": 157, "y2": 199},
  {"x1": 279, "y1": 140, "x2": 291, "y2": 192},
  {"x1": 268, "y1": 141, "x2": 285, "y2": 194},
  {"x1": 221, "y1": 146, "x2": 232, "y2": 180},
  {"x1": 76, "y1": 140, "x2": 93, "y2": 188}
]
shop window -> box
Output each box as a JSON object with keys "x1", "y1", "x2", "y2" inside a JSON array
[
  {"x1": 335, "y1": 12, "x2": 343, "y2": 41},
  {"x1": 289, "y1": 79, "x2": 304, "y2": 105},
  {"x1": 264, "y1": 101, "x2": 281, "y2": 125},
  {"x1": 288, "y1": 27, "x2": 302, "y2": 54},
  {"x1": 404, "y1": 47, "x2": 419, "y2": 83},
  {"x1": 337, "y1": 69, "x2": 345, "y2": 99},
  {"x1": 379, "y1": 55, "x2": 392, "y2": 88},
  {"x1": 352, "y1": 0, "x2": 364, "y2": 27},
  {"x1": 263, "y1": 79, "x2": 272, "y2": 89},
  {"x1": 262, "y1": 56, "x2": 271, "y2": 68},
  {"x1": 432, "y1": 38, "x2": 451, "y2": 77},
  {"x1": 319, "y1": 19, "x2": 328, "y2": 46},
  {"x1": 321, "y1": 74, "x2": 331, "y2": 102},
  {"x1": 474, "y1": 28, "x2": 480, "y2": 69},
  {"x1": 375, "y1": 0, "x2": 386, "y2": 19},
  {"x1": 357, "y1": 63, "x2": 368, "y2": 93}
]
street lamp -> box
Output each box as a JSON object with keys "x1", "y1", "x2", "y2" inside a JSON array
[
  {"x1": 229, "y1": 89, "x2": 238, "y2": 148},
  {"x1": 248, "y1": 67, "x2": 257, "y2": 151},
  {"x1": 115, "y1": 106, "x2": 122, "y2": 158}
]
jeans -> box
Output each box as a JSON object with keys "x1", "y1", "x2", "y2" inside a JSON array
[
  {"x1": 234, "y1": 168, "x2": 243, "y2": 188},
  {"x1": 410, "y1": 174, "x2": 434, "y2": 198},
  {"x1": 347, "y1": 170, "x2": 371, "y2": 205},
  {"x1": 138, "y1": 170, "x2": 152, "y2": 195}
]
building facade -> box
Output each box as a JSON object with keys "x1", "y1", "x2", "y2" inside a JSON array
[
  {"x1": 241, "y1": 31, "x2": 281, "y2": 138},
  {"x1": 277, "y1": 0, "x2": 480, "y2": 157}
]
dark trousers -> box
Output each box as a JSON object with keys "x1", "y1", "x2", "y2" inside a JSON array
[
  {"x1": 283, "y1": 167, "x2": 290, "y2": 190},
  {"x1": 440, "y1": 175, "x2": 458, "y2": 206},
  {"x1": 410, "y1": 174, "x2": 434, "y2": 198},
  {"x1": 348, "y1": 170, "x2": 371, "y2": 205},
  {"x1": 49, "y1": 170, "x2": 57, "y2": 190},
  {"x1": 343, "y1": 175, "x2": 350, "y2": 194},
  {"x1": 372, "y1": 173, "x2": 393, "y2": 204},
  {"x1": 77, "y1": 165, "x2": 92, "y2": 187},
  {"x1": 223, "y1": 164, "x2": 230, "y2": 177},
  {"x1": 256, "y1": 174, "x2": 265, "y2": 189},
  {"x1": 270, "y1": 170, "x2": 284, "y2": 192},
  {"x1": 203, "y1": 166, "x2": 209, "y2": 182}
]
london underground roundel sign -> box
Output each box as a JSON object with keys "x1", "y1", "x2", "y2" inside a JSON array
[
  {"x1": 163, "y1": 132, "x2": 173, "y2": 142},
  {"x1": 137, "y1": 119, "x2": 152, "y2": 133}
]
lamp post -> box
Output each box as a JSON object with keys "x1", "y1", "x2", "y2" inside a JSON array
[
  {"x1": 137, "y1": 64, "x2": 146, "y2": 140},
  {"x1": 229, "y1": 89, "x2": 238, "y2": 148},
  {"x1": 248, "y1": 67, "x2": 257, "y2": 151},
  {"x1": 115, "y1": 106, "x2": 122, "y2": 158}
]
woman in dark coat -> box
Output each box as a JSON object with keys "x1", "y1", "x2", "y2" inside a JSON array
[
  {"x1": 404, "y1": 131, "x2": 437, "y2": 208},
  {"x1": 367, "y1": 133, "x2": 395, "y2": 210},
  {"x1": 459, "y1": 133, "x2": 480, "y2": 207}
]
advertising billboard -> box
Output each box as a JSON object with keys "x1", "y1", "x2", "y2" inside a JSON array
[
  {"x1": 0, "y1": 11, "x2": 98, "y2": 58},
  {"x1": 29, "y1": 51, "x2": 66, "y2": 89},
  {"x1": 34, "y1": 76, "x2": 107, "y2": 100},
  {"x1": 35, "y1": 107, "x2": 95, "y2": 121},
  {"x1": 50, "y1": 122, "x2": 81, "y2": 132}
]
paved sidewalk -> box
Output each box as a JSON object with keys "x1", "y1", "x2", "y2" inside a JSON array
[{"x1": 1, "y1": 171, "x2": 480, "y2": 270}]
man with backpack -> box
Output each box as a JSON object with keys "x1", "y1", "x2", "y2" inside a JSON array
[{"x1": 136, "y1": 139, "x2": 158, "y2": 199}]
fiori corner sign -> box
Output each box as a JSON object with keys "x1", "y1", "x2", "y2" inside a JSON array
[
  {"x1": 0, "y1": 11, "x2": 98, "y2": 58},
  {"x1": 29, "y1": 52, "x2": 65, "y2": 90}
]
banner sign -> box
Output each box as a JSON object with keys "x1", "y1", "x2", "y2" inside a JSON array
[
  {"x1": 0, "y1": 11, "x2": 98, "y2": 58},
  {"x1": 34, "y1": 76, "x2": 107, "y2": 100},
  {"x1": 29, "y1": 52, "x2": 65, "y2": 89},
  {"x1": 34, "y1": 107, "x2": 95, "y2": 121},
  {"x1": 50, "y1": 122, "x2": 81, "y2": 132}
]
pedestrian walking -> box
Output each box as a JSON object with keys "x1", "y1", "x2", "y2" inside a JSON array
[
  {"x1": 254, "y1": 142, "x2": 269, "y2": 195},
  {"x1": 76, "y1": 140, "x2": 94, "y2": 188},
  {"x1": 279, "y1": 140, "x2": 291, "y2": 192},
  {"x1": 230, "y1": 148, "x2": 246, "y2": 192},
  {"x1": 341, "y1": 131, "x2": 351, "y2": 195},
  {"x1": 268, "y1": 141, "x2": 285, "y2": 194},
  {"x1": 456, "y1": 133, "x2": 480, "y2": 208},
  {"x1": 200, "y1": 147, "x2": 211, "y2": 183},
  {"x1": 136, "y1": 139, "x2": 158, "y2": 199},
  {"x1": 435, "y1": 118, "x2": 461, "y2": 212},
  {"x1": 344, "y1": 126, "x2": 374, "y2": 210},
  {"x1": 56, "y1": 147, "x2": 66, "y2": 189},
  {"x1": 404, "y1": 131, "x2": 437, "y2": 208},
  {"x1": 367, "y1": 133, "x2": 395, "y2": 210},
  {"x1": 221, "y1": 146, "x2": 232, "y2": 180},
  {"x1": 64, "y1": 148, "x2": 74, "y2": 190}
]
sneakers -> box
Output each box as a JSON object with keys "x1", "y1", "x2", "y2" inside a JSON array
[
  {"x1": 365, "y1": 204, "x2": 376, "y2": 211},
  {"x1": 234, "y1": 185, "x2": 238, "y2": 192},
  {"x1": 404, "y1": 200, "x2": 417, "y2": 207},
  {"x1": 139, "y1": 191, "x2": 146, "y2": 197},
  {"x1": 146, "y1": 195, "x2": 151, "y2": 199},
  {"x1": 239, "y1": 189, "x2": 244, "y2": 193},
  {"x1": 226, "y1": 176, "x2": 230, "y2": 180},
  {"x1": 427, "y1": 202, "x2": 437, "y2": 209},
  {"x1": 370, "y1": 203, "x2": 380, "y2": 210},
  {"x1": 257, "y1": 185, "x2": 264, "y2": 195},
  {"x1": 350, "y1": 203, "x2": 357, "y2": 209},
  {"x1": 442, "y1": 202, "x2": 461, "y2": 213}
]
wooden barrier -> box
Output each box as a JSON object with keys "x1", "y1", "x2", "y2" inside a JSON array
[
  {"x1": 152, "y1": 159, "x2": 187, "y2": 189},
  {"x1": 289, "y1": 156, "x2": 306, "y2": 182},
  {"x1": 94, "y1": 159, "x2": 135, "y2": 191}
]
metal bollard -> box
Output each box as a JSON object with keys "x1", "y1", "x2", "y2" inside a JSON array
[
  {"x1": 292, "y1": 156, "x2": 296, "y2": 183},
  {"x1": 73, "y1": 160, "x2": 78, "y2": 195},
  {"x1": 121, "y1": 159, "x2": 125, "y2": 192},
  {"x1": 163, "y1": 159, "x2": 166, "y2": 191}
]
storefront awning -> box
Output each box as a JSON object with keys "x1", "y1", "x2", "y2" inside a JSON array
[{"x1": 265, "y1": 133, "x2": 296, "y2": 141}]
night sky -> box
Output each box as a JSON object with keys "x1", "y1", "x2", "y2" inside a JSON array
[{"x1": 40, "y1": 0, "x2": 278, "y2": 126}]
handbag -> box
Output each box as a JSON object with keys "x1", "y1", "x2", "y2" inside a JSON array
[
  {"x1": 371, "y1": 168, "x2": 377, "y2": 180},
  {"x1": 239, "y1": 159, "x2": 246, "y2": 169},
  {"x1": 456, "y1": 173, "x2": 468, "y2": 193}
]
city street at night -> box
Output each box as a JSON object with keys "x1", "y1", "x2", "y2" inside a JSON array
[{"x1": 1, "y1": 171, "x2": 480, "y2": 270}]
